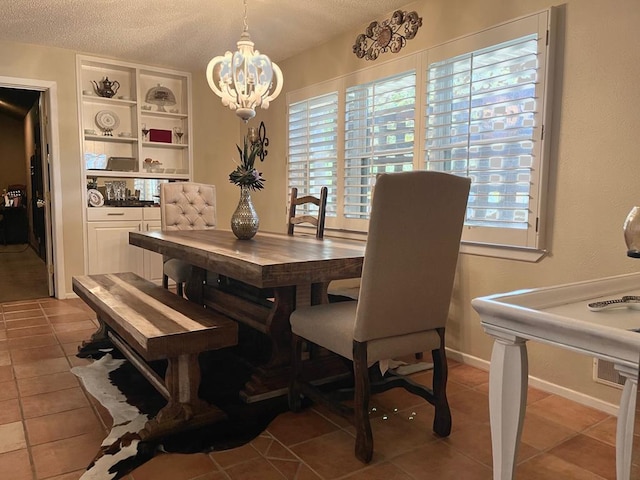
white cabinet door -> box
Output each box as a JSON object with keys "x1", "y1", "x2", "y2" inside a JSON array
[
  {"x1": 87, "y1": 221, "x2": 145, "y2": 276},
  {"x1": 142, "y1": 220, "x2": 164, "y2": 284}
]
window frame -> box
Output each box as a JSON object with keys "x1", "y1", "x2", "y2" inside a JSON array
[
  {"x1": 286, "y1": 8, "x2": 556, "y2": 261},
  {"x1": 422, "y1": 11, "x2": 554, "y2": 256}
]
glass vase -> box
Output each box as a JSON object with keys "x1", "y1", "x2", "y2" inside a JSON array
[
  {"x1": 231, "y1": 186, "x2": 259, "y2": 240},
  {"x1": 624, "y1": 206, "x2": 640, "y2": 258}
]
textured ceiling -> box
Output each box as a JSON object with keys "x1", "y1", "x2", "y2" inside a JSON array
[{"x1": 1, "y1": 0, "x2": 412, "y2": 71}]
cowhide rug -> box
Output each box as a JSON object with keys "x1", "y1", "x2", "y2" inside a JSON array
[{"x1": 71, "y1": 346, "x2": 289, "y2": 480}]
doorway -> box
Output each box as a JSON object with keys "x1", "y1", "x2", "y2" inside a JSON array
[{"x1": 0, "y1": 84, "x2": 56, "y2": 301}]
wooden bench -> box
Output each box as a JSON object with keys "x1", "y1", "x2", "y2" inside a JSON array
[{"x1": 72, "y1": 272, "x2": 238, "y2": 439}]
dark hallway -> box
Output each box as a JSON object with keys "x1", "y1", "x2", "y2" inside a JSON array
[
  {"x1": 0, "y1": 87, "x2": 49, "y2": 302},
  {"x1": 0, "y1": 244, "x2": 48, "y2": 302}
]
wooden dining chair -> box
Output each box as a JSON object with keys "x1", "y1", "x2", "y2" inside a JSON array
[
  {"x1": 160, "y1": 182, "x2": 216, "y2": 296},
  {"x1": 288, "y1": 170, "x2": 470, "y2": 463},
  {"x1": 287, "y1": 186, "x2": 327, "y2": 238}
]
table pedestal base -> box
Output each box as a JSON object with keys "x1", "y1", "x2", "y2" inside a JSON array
[
  {"x1": 187, "y1": 267, "x2": 351, "y2": 402},
  {"x1": 241, "y1": 354, "x2": 350, "y2": 403}
]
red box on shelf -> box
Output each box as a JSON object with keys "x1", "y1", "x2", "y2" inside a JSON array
[{"x1": 149, "y1": 129, "x2": 172, "y2": 143}]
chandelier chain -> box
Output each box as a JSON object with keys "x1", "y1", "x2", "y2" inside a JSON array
[{"x1": 243, "y1": 0, "x2": 249, "y2": 33}]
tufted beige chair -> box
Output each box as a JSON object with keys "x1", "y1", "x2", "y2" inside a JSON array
[
  {"x1": 288, "y1": 171, "x2": 470, "y2": 463},
  {"x1": 160, "y1": 182, "x2": 216, "y2": 296}
]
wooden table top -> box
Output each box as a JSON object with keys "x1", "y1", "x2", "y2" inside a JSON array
[{"x1": 130, "y1": 229, "x2": 365, "y2": 288}]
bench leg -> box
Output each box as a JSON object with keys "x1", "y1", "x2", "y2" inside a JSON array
[
  {"x1": 77, "y1": 315, "x2": 112, "y2": 357},
  {"x1": 164, "y1": 353, "x2": 206, "y2": 416},
  {"x1": 140, "y1": 353, "x2": 226, "y2": 440}
]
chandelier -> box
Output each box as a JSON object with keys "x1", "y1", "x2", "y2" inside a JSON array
[{"x1": 206, "y1": 0, "x2": 283, "y2": 122}]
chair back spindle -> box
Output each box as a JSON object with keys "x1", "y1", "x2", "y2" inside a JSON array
[{"x1": 287, "y1": 186, "x2": 328, "y2": 239}]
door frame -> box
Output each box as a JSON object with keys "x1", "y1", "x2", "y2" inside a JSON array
[{"x1": 0, "y1": 75, "x2": 65, "y2": 298}]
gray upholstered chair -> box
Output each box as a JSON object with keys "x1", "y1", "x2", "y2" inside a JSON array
[
  {"x1": 287, "y1": 186, "x2": 327, "y2": 238},
  {"x1": 288, "y1": 170, "x2": 470, "y2": 463},
  {"x1": 160, "y1": 182, "x2": 216, "y2": 296}
]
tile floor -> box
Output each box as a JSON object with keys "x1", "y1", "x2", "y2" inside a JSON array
[{"x1": 0, "y1": 296, "x2": 619, "y2": 479}]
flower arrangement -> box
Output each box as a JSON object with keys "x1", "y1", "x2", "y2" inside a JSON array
[{"x1": 229, "y1": 137, "x2": 265, "y2": 191}]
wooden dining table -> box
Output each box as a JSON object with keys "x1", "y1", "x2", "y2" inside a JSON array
[{"x1": 129, "y1": 229, "x2": 365, "y2": 402}]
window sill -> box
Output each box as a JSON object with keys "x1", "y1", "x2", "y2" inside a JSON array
[
  {"x1": 320, "y1": 227, "x2": 547, "y2": 262},
  {"x1": 324, "y1": 228, "x2": 368, "y2": 242},
  {"x1": 460, "y1": 242, "x2": 548, "y2": 263}
]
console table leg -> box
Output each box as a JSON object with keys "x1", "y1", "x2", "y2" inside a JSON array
[
  {"x1": 487, "y1": 334, "x2": 528, "y2": 480},
  {"x1": 614, "y1": 364, "x2": 637, "y2": 480}
]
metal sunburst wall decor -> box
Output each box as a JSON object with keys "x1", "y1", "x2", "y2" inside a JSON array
[{"x1": 353, "y1": 10, "x2": 422, "y2": 61}]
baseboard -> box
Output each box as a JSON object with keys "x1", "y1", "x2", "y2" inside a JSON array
[{"x1": 446, "y1": 347, "x2": 619, "y2": 416}]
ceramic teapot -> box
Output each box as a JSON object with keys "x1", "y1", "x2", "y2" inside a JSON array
[{"x1": 91, "y1": 77, "x2": 120, "y2": 98}]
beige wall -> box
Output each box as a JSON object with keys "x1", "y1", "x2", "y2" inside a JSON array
[
  {"x1": 0, "y1": 113, "x2": 27, "y2": 188},
  {"x1": 0, "y1": 0, "x2": 638, "y2": 405},
  {"x1": 203, "y1": 0, "x2": 640, "y2": 406},
  {"x1": 0, "y1": 42, "x2": 83, "y2": 296}
]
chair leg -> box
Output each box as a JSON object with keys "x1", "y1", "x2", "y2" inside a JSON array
[
  {"x1": 288, "y1": 333, "x2": 304, "y2": 412},
  {"x1": 162, "y1": 274, "x2": 169, "y2": 290},
  {"x1": 176, "y1": 281, "x2": 184, "y2": 297},
  {"x1": 353, "y1": 340, "x2": 373, "y2": 463},
  {"x1": 431, "y1": 328, "x2": 452, "y2": 437}
]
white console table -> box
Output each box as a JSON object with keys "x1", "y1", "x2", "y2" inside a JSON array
[{"x1": 472, "y1": 272, "x2": 640, "y2": 480}]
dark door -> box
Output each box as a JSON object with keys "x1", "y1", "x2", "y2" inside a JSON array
[{"x1": 31, "y1": 140, "x2": 46, "y2": 260}]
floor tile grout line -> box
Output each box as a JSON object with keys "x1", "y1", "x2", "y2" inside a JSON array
[
  {"x1": 581, "y1": 416, "x2": 617, "y2": 447},
  {"x1": 263, "y1": 433, "x2": 325, "y2": 480},
  {"x1": 12, "y1": 363, "x2": 39, "y2": 480},
  {"x1": 21, "y1": 299, "x2": 106, "y2": 480},
  {"x1": 55, "y1": 317, "x2": 112, "y2": 434},
  {"x1": 40, "y1": 296, "x2": 113, "y2": 436},
  {"x1": 0, "y1": 296, "x2": 622, "y2": 479}
]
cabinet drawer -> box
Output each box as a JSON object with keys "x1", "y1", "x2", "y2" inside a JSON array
[
  {"x1": 142, "y1": 207, "x2": 161, "y2": 221},
  {"x1": 87, "y1": 207, "x2": 143, "y2": 222}
]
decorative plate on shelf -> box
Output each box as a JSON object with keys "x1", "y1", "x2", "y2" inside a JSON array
[
  {"x1": 95, "y1": 110, "x2": 120, "y2": 131},
  {"x1": 87, "y1": 189, "x2": 104, "y2": 207}
]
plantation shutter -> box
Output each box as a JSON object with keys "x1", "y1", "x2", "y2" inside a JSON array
[
  {"x1": 287, "y1": 92, "x2": 339, "y2": 217},
  {"x1": 424, "y1": 8, "x2": 552, "y2": 251},
  {"x1": 344, "y1": 71, "x2": 416, "y2": 222}
]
